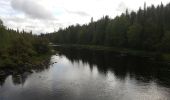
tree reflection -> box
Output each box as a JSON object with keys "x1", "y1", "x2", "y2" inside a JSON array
[
  {"x1": 0, "y1": 58, "x2": 51, "y2": 86},
  {"x1": 57, "y1": 47, "x2": 170, "y2": 88}
]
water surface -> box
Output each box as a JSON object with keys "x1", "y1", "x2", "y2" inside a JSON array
[{"x1": 0, "y1": 48, "x2": 170, "y2": 100}]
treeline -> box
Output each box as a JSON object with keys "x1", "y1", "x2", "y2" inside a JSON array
[
  {"x1": 0, "y1": 19, "x2": 50, "y2": 68},
  {"x1": 48, "y1": 2, "x2": 170, "y2": 52}
]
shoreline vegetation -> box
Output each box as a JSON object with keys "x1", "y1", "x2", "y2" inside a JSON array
[
  {"x1": 53, "y1": 44, "x2": 170, "y2": 63},
  {"x1": 0, "y1": 19, "x2": 52, "y2": 75}
]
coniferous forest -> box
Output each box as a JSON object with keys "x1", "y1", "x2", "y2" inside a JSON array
[
  {"x1": 48, "y1": 3, "x2": 170, "y2": 52},
  {"x1": 0, "y1": 19, "x2": 50, "y2": 68}
]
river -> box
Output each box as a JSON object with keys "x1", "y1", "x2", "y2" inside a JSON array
[{"x1": 0, "y1": 48, "x2": 170, "y2": 100}]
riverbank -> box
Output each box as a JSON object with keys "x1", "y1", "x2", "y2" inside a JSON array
[
  {"x1": 53, "y1": 44, "x2": 170, "y2": 63},
  {"x1": 0, "y1": 53, "x2": 52, "y2": 78}
]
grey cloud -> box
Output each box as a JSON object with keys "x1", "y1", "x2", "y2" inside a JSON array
[
  {"x1": 11, "y1": 0, "x2": 55, "y2": 20},
  {"x1": 2, "y1": 15, "x2": 63, "y2": 34},
  {"x1": 4, "y1": 17, "x2": 26, "y2": 23},
  {"x1": 0, "y1": 0, "x2": 10, "y2": 8},
  {"x1": 25, "y1": 25, "x2": 36, "y2": 29},
  {"x1": 0, "y1": 0, "x2": 13, "y2": 15},
  {"x1": 66, "y1": 10, "x2": 89, "y2": 17},
  {"x1": 116, "y1": 2, "x2": 128, "y2": 12}
]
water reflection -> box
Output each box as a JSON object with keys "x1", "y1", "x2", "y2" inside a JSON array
[
  {"x1": 0, "y1": 48, "x2": 170, "y2": 100},
  {"x1": 57, "y1": 47, "x2": 170, "y2": 87},
  {"x1": 0, "y1": 60, "x2": 51, "y2": 86}
]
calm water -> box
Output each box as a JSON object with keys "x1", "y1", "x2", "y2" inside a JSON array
[{"x1": 0, "y1": 48, "x2": 170, "y2": 100}]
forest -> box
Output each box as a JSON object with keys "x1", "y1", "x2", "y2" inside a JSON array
[
  {"x1": 48, "y1": 3, "x2": 170, "y2": 53},
  {"x1": 0, "y1": 19, "x2": 50, "y2": 68}
]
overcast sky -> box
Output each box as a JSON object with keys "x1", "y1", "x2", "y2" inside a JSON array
[{"x1": 0, "y1": 0, "x2": 169, "y2": 34}]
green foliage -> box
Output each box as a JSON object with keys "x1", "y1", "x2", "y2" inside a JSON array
[
  {"x1": 127, "y1": 23, "x2": 142, "y2": 48},
  {"x1": 0, "y1": 21, "x2": 50, "y2": 68},
  {"x1": 158, "y1": 31, "x2": 170, "y2": 51},
  {"x1": 105, "y1": 15, "x2": 130, "y2": 47},
  {"x1": 92, "y1": 16, "x2": 109, "y2": 45},
  {"x1": 33, "y1": 37, "x2": 50, "y2": 54},
  {"x1": 0, "y1": 19, "x2": 3, "y2": 26}
]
